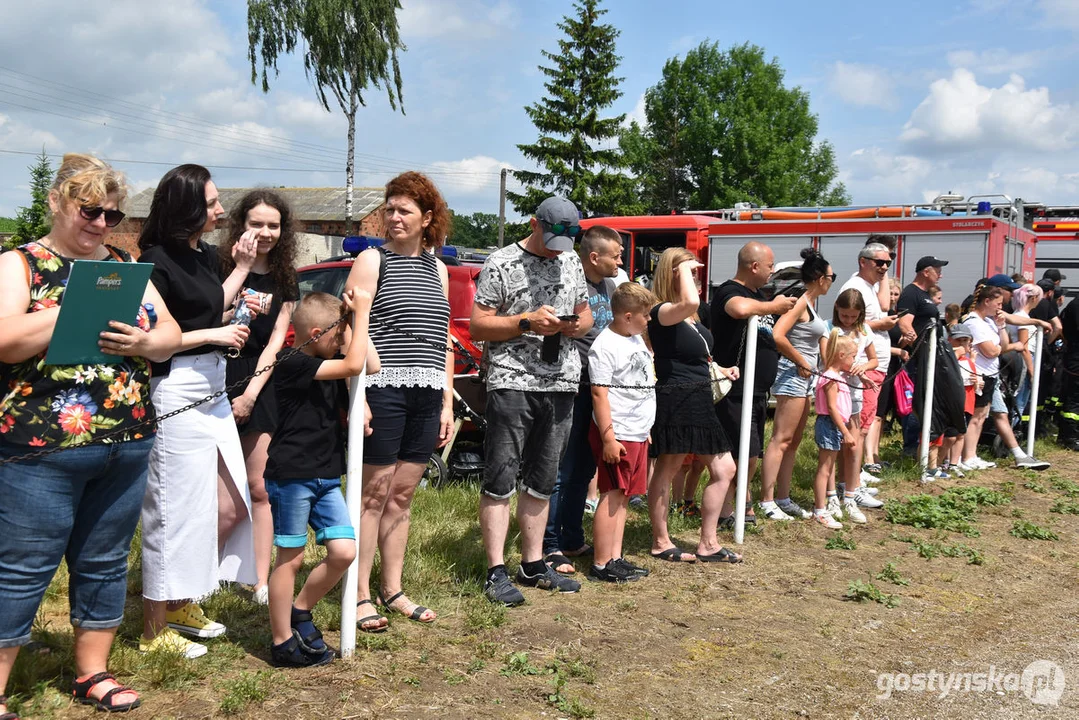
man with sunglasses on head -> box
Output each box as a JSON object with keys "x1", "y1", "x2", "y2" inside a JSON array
[
  {"x1": 471, "y1": 196, "x2": 593, "y2": 606},
  {"x1": 840, "y1": 240, "x2": 900, "y2": 476}
]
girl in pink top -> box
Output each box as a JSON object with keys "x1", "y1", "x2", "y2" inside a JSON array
[{"x1": 812, "y1": 331, "x2": 857, "y2": 529}]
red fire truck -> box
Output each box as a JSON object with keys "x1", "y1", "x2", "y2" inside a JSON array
[
  {"x1": 1031, "y1": 205, "x2": 1079, "y2": 298},
  {"x1": 582, "y1": 196, "x2": 1036, "y2": 319}
]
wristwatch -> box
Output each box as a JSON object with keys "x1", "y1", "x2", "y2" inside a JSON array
[{"x1": 518, "y1": 314, "x2": 531, "y2": 334}]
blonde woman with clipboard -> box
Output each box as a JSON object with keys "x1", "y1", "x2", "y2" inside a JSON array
[{"x1": 0, "y1": 154, "x2": 181, "y2": 715}]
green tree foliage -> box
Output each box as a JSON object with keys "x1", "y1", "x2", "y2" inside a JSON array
[
  {"x1": 247, "y1": 0, "x2": 405, "y2": 234},
  {"x1": 8, "y1": 149, "x2": 53, "y2": 250},
  {"x1": 620, "y1": 42, "x2": 849, "y2": 213},
  {"x1": 510, "y1": 0, "x2": 639, "y2": 217},
  {"x1": 450, "y1": 211, "x2": 528, "y2": 248}
]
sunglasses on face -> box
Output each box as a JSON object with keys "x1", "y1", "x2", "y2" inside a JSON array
[
  {"x1": 80, "y1": 205, "x2": 126, "y2": 227},
  {"x1": 870, "y1": 258, "x2": 892, "y2": 269},
  {"x1": 542, "y1": 220, "x2": 581, "y2": 237},
  {"x1": 826, "y1": 272, "x2": 838, "y2": 282}
]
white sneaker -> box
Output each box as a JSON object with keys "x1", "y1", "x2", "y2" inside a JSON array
[
  {"x1": 957, "y1": 460, "x2": 978, "y2": 472},
  {"x1": 971, "y1": 457, "x2": 996, "y2": 469},
  {"x1": 826, "y1": 495, "x2": 843, "y2": 520},
  {"x1": 812, "y1": 511, "x2": 843, "y2": 530},
  {"x1": 759, "y1": 501, "x2": 793, "y2": 521},
  {"x1": 851, "y1": 488, "x2": 884, "y2": 509},
  {"x1": 777, "y1": 498, "x2": 812, "y2": 520},
  {"x1": 860, "y1": 470, "x2": 881, "y2": 485},
  {"x1": 943, "y1": 463, "x2": 965, "y2": 478},
  {"x1": 252, "y1": 585, "x2": 269, "y2": 605},
  {"x1": 843, "y1": 499, "x2": 867, "y2": 524}
]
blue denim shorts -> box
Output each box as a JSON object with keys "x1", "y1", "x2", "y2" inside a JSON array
[
  {"x1": 772, "y1": 361, "x2": 814, "y2": 398},
  {"x1": 0, "y1": 436, "x2": 153, "y2": 647},
  {"x1": 991, "y1": 382, "x2": 1008, "y2": 415},
  {"x1": 814, "y1": 415, "x2": 845, "y2": 452},
  {"x1": 265, "y1": 477, "x2": 355, "y2": 548}
]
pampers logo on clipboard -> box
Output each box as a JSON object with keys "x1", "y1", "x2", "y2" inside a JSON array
[{"x1": 96, "y1": 272, "x2": 123, "y2": 289}]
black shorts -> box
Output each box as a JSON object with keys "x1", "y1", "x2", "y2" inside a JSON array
[
  {"x1": 364, "y1": 385, "x2": 443, "y2": 466},
  {"x1": 482, "y1": 389, "x2": 574, "y2": 499},
  {"x1": 715, "y1": 392, "x2": 767, "y2": 459},
  {"x1": 974, "y1": 377, "x2": 996, "y2": 409}
]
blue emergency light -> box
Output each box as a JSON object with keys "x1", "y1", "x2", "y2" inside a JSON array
[{"x1": 342, "y1": 235, "x2": 383, "y2": 256}]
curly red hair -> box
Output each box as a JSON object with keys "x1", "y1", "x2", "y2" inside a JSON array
[{"x1": 384, "y1": 171, "x2": 451, "y2": 249}]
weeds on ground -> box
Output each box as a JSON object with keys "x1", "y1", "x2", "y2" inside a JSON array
[
  {"x1": 1047, "y1": 474, "x2": 1079, "y2": 495},
  {"x1": 1024, "y1": 480, "x2": 1048, "y2": 493},
  {"x1": 500, "y1": 652, "x2": 542, "y2": 677},
  {"x1": 891, "y1": 534, "x2": 985, "y2": 565},
  {"x1": 824, "y1": 532, "x2": 857, "y2": 551},
  {"x1": 1050, "y1": 499, "x2": 1079, "y2": 515},
  {"x1": 218, "y1": 670, "x2": 275, "y2": 715},
  {"x1": 874, "y1": 561, "x2": 910, "y2": 586},
  {"x1": 844, "y1": 578, "x2": 900, "y2": 608},
  {"x1": 885, "y1": 486, "x2": 1007, "y2": 536},
  {"x1": 1010, "y1": 519, "x2": 1059, "y2": 541}
]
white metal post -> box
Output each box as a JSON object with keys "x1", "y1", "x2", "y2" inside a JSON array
[
  {"x1": 339, "y1": 362, "x2": 367, "y2": 658},
  {"x1": 919, "y1": 324, "x2": 938, "y2": 471},
  {"x1": 734, "y1": 315, "x2": 759, "y2": 546},
  {"x1": 1026, "y1": 328, "x2": 1043, "y2": 458}
]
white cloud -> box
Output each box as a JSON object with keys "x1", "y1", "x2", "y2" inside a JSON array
[
  {"x1": 899, "y1": 69, "x2": 1077, "y2": 153},
  {"x1": 193, "y1": 88, "x2": 270, "y2": 123},
  {"x1": 622, "y1": 93, "x2": 647, "y2": 128},
  {"x1": 399, "y1": 0, "x2": 519, "y2": 41},
  {"x1": 946, "y1": 48, "x2": 1044, "y2": 75},
  {"x1": 426, "y1": 155, "x2": 514, "y2": 194},
  {"x1": 0, "y1": 114, "x2": 63, "y2": 152},
  {"x1": 1038, "y1": 0, "x2": 1079, "y2": 30},
  {"x1": 827, "y1": 62, "x2": 898, "y2": 110},
  {"x1": 273, "y1": 93, "x2": 346, "y2": 137}
]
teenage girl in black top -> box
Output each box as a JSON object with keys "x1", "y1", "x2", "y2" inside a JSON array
[{"x1": 218, "y1": 190, "x2": 300, "y2": 603}]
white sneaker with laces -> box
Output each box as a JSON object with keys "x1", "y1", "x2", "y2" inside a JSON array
[
  {"x1": 860, "y1": 470, "x2": 881, "y2": 485},
  {"x1": 826, "y1": 495, "x2": 843, "y2": 520},
  {"x1": 957, "y1": 460, "x2": 978, "y2": 472},
  {"x1": 852, "y1": 488, "x2": 884, "y2": 509},
  {"x1": 777, "y1": 498, "x2": 812, "y2": 520},
  {"x1": 813, "y1": 511, "x2": 843, "y2": 530},
  {"x1": 843, "y1": 499, "x2": 867, "y2": 524},
  {"x1": 972, "y1": 457, "x2": 997, "y2": 469},
  {"x1": 759, "y1": 501, "x2": 793, "y2": 521}
]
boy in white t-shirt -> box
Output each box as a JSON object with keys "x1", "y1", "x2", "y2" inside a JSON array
[{"x1": 587, "y1": 283, "x2": 657, "y2": 583}]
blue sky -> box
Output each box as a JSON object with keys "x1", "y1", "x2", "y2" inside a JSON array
[{"x1": 1, "y1": 0, "x2": 1077, "y2": 221}]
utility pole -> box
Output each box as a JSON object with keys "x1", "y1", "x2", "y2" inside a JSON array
[{"x1": 497, "y1": 168, "x2": 507, "y2": 247}]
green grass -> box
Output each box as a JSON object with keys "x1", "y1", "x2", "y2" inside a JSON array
[
  {"x1": 824, "y1": 532, "x2": 857, "y2": 550},
  {"x1": 844, "y1": 578, "x2": 900, "y2": 608},
  {"x1": 1010, "y1": 519, "x2": 1059, "y2": 541},
  {"x1": 217, "y1": 670, "x2": 276, "y2": 715}
]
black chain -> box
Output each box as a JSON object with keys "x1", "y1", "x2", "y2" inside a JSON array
[{"x1": 0, "y1": 315, "x2": 347, "y2": 466}]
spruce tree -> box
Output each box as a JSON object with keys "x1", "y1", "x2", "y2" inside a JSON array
[
  {"x1": 510, "y1": 0, "x2": 638, "y2": 217},
  {"x1": 10, "y1": 148, "x2": 53, "y2": 249}
]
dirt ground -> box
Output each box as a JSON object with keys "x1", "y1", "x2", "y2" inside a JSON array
[{"x1": 22, "y1": 448, "x2": 1079, "y2": 720}]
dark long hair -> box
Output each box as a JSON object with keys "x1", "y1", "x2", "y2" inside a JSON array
[
  {"x1": 799, "y1": 247, "x2": 830, "y2": 283},
  {"x1": 218, "y1": 189, "x2": 298, "y2": 294},
  {"x1": 138, "y1": 164, "x2": 212, "y2": 252}
]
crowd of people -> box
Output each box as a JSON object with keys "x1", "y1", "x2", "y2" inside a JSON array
[{"x1": 1, "y1": 153, "x2": 1077, "y2": 715}]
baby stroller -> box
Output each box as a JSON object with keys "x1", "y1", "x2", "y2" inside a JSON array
[
  {"x1": 422, "y1": 332, "x2": 488, "y2": 487},
  {"x1": 979, "y1": 350, "x2": 1024, "y2": 457}
]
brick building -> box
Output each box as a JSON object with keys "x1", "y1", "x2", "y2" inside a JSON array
[{"x1": 111, "y1": 186, "x2": 386, "y2": 263}]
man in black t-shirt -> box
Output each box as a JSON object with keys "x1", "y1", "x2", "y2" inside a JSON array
[
  {"x1": 1057, "y1": 297, "x2": 1079, "y2": 450},
  {"x1": 896, "y1": 256, "x2": 948, "y2": 453},
  {"x1": 1033, "y1": 278, "x2": 1065, "y2": 428},
  {"x1": 710, "y1": 242, "x2": 796, "y2": 522}
]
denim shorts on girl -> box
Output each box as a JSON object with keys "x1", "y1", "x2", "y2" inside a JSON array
[
  {"x1": 265, "y1": 477, "x2": 355, "y2": 548},
  {"x1": 814, "y1": 414, "x2": 845, "y2": 451}
]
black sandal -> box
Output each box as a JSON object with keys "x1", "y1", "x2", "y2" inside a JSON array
[
  {"x1": 356, "y1": 598, "x2": 388, "y2": 633},
  {"x1": 543, "y1": 552, "x2": 576, "y2": 575},
  {"x1": 379, "y1": 590, "x2": 435, "y2": 623},
  {"x1": 0, "y1": 694, "x2": 19, "y2": 720},
  {"x1": 71, "y1": 672, "x2": 141, "y2": 713}
]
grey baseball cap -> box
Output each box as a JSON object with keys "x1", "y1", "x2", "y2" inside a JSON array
[
  {"x1": 535, "y1": 196, "x2": 580, "y2": 252},
  {"x1": 948, "y1": 324, "x2": 973, "y2": 340}
]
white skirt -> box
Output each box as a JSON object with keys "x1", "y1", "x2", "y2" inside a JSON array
[{"x1": 141, "y1": 352, "x2": 256, "y2": 601}]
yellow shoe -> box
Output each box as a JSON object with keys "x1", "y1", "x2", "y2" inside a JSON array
[
  {"x1": 165, "y1": 602, "x2": 227, "y2": 639},
  {"x1": 139, "y1": 628, "x2": 208, "y2": 659}
]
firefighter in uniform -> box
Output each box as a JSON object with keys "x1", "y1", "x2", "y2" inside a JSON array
[{"x1": 1058, "y1": 294, "x2": 1079, "y2": 451}]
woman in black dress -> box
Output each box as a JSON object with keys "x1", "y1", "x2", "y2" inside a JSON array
[
  {"x1": 218, "y1": 190, "x2": 300, "y2": 603},
  {"x1": 647, "y1": 248, "x2": 743, "y2": 563}
]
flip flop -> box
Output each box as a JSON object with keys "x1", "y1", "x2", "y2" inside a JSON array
[
  {"x1": 562, "y1": 543, "x2": 593, "y2": 558},
  {"x1": 696, "y1": 547, "x2": 743, "y2": 564},
  {"x1": 356, "y1": 599, "x2": 388, "y2": 633},
  {"x1": 650, "y1": 546, "x2": 697, "y2": 563},
  {"x1": 544, "y1": 552, "x2": 577, "y2": 575}
]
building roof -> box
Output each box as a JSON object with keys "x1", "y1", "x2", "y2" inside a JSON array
[{"x1": 124, "y1": 186, "x2": 385, "y2": 221}]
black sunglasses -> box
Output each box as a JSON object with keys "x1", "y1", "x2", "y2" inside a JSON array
[
  {"x1": 870, "y1": 258, "x2": 892, "y2": 268},
  {"x1": 80, "y1": 205, "x2": 126, "y2": 227},
  {"x1": 826, "y1": 272, "x2": 838, "y2": 282},
  {"x1": 541, "y1": 220, "x2": 581, "y2": 237}
]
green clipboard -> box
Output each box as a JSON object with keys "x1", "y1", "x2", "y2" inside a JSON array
[{"x1": 44, "y1": 260, "x2": 154, "y2": 366}]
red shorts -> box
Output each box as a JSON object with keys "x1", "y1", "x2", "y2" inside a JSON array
[
  {"x1": 860, "y1": 370, "x2": 886, "y2": 428},
  {"x1": 588, "y1": 424, "x2": 649, "y2": 496}
]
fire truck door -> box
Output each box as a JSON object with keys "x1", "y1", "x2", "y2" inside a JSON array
[{"x1": 899, "y1": 233, "x2": 987, "y2": 308}]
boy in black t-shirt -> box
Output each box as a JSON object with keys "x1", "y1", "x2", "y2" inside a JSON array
[{"x1": 265, "y1": 289, "x2": 378, "y2": 667}]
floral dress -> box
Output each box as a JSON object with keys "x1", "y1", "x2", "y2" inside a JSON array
[{"x1": 0, "y1": 241, "x2": 154, "y2": 449}]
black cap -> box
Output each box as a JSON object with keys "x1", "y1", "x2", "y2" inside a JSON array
[
  {"x1": 1037, "y1": 278, "x2": 1057, "y2": 294},
  {"x1": 916, "y1": 256, "x2": 949, "y2": 272},
  {"x1": 1042, "y1": 268, "x2": 1066, "y2": 283}
]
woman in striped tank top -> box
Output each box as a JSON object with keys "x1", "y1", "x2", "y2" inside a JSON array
[{"x1": 344, "y1": 172, "x2": 452, "y2": 631}]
